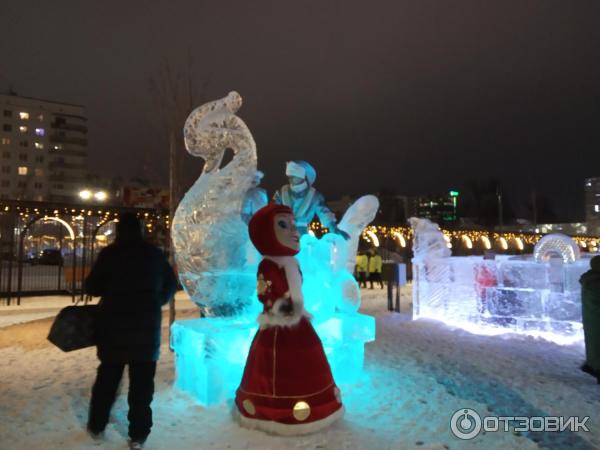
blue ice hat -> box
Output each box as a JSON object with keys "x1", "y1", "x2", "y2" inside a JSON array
[{"x1": 286, "y1": 160, "x2": 316, "y2": 185}]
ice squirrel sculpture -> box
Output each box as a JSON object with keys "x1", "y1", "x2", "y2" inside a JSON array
[{"x1": 171, "y1": 91, "x2": 258, "y2": 316}]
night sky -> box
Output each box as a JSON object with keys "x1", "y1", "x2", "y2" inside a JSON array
[{"x1": 2, "y1": 1, "x2": 600, "y2": 221}]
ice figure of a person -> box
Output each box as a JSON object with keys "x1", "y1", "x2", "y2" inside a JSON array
[
  {"x1": 273, "y1": 160, "x2": 349, "y2": 239},
  {"x1": 241, "y1": 170, "x2": 268, "y2": 224}
]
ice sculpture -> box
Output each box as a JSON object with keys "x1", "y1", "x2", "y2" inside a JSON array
[
  {"x1": 534, "y1": 233, "x2": 581, "y2": 263},
  {"x1": 171, "y1": 91, "x2": 258, "y2": 316},
  {"x1": 411, "y1": 225, "x2": 587, "y2": 345},
  {"x1": 408, "y1": 217, "x2": 451, "y2": 261},
  {"x1": 171, "y1": 93, "x2": 376, "y2": 406}
]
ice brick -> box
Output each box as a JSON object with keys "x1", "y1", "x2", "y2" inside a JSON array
[{"x1": 498, "y1": 260, "x2": 548, "y2": 290}]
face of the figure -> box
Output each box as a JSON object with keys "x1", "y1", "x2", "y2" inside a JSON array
[
  {"x1": 288, "y1": 176, "x2": 304, "y2": 186},
  {"x1": 288, "y1": 175, "x2": 308, "y2": 194},
  {"x1": 273, "y1": 213, "x2": 300, "y2": 252}
]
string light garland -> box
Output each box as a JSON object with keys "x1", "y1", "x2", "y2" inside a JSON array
[{"x1": 305, "y1": 222, "x2": 600, "y2": 253}]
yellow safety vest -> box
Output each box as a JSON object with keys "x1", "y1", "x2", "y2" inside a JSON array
[
  {"x1": 356, "y1": 254, "x2": 368, "y2": 272},
  {"x1": 369, "y1": 255, "x2": 382, "y2": 273}
]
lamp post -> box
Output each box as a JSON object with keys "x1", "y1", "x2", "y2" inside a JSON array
[{"x1": 496, "y1": 185, "x2": 503, "y2": 229}]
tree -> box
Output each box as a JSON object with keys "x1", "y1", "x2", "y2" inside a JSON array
[{"x1": 149, "y1": 54, "x2": 208, "y2": 330}]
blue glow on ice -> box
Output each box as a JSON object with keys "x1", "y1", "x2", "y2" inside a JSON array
[
  {"x1": 171, "y1": 230, "x2": 376, "y2": 406},
  {"x1": 170, "y1": 93, "x2": 378, "y2": 406},
  {"x1": 171, "y1": 312, "x2": 375, "y2": 405}
]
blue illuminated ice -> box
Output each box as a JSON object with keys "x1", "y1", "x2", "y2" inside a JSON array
[
  {"x1": 170, "y1": 93, "x2": 377, "y2": 405},
  {"x1": 410, "y1": 220, "x2": 586, "y2": 344}
]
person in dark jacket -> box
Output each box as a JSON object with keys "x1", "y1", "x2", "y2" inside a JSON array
[
  {"x1": 580, "y1": 255, "x2": 600, "y2": 384},
  {"x1": 85, "y1": 213, "x2": 178, "y2": 449}
]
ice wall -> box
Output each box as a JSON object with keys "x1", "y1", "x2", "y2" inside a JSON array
[{"x1": 411, "y1": 228, "x2": 587, "y2": 344}]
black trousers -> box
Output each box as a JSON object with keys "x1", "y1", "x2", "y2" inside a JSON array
[
  {"x1": 88, "y1": 361, "x2": 156, "y2": 442},
  {"x1": 369, "y1": 272, "x2": 384, "y2": 289},
  {"x1": 356, "y1": 272, "x2": 368, "y2": 288}
]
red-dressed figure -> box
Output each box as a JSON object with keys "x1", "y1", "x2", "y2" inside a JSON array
[{"x1": 234, "y1": 203, "x2": 344, "y2": 435}]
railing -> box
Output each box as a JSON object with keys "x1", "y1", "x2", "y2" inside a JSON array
[
  {"x1": 50, "y1": 122, "x2": 88, "y2": 133},
  {"x1": 49, "y1": 135, "x2": 88, "y2": 146},
  {"x1": 0, "y1": 199, "x2": 169, "y2": 305}
]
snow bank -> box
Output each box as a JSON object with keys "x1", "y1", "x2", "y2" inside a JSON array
[{"x1": 0, "y1": 288, "x2": 598, "y2": 449}]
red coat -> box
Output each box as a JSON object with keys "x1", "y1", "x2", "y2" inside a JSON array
[{"x1": 235, "y1": 259, "x2": 343, "y2": 434}]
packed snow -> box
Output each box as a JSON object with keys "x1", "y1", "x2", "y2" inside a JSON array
[{"x1": 1, "y1": 287, "x2": 599, "y2": 450}]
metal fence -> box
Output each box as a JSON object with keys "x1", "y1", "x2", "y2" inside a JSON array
[{"x1": 0, "y1": 199, "x2": 169, "y2": 305}]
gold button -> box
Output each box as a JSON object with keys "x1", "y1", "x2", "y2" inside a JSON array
[
  {"x1": 293, "y1": 401, "x2": 311, "y2": 421},
  {"x1": 242, "y1": 399, "x2": 256, "y2": 416}
]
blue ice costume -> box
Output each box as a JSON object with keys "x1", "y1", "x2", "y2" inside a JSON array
[{"x1": 273, "y1": 161, "x2": 339, "y2": 236}]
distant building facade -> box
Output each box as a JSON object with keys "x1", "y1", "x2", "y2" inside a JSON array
[
  {"x1": 415, "y1": 191, "x2": 459, "y2": 225},
  {"x1": 328, "y1": 190, "x2": 459, "y2": 226},
  {"x1": 0, "y1": 93, "x2": 88, "y2": 202}
]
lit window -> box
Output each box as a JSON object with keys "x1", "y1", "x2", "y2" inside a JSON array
[
  {"x1": 19, "y1": 112, "x2": 29, "y2": 120},
  {"x1": 35, "y1": 168, "x2": 43, "y2": 177},
  {"x1": 595, "y1": 205, "x2": 600, "y2": 213},
  {"x1": 1, "y1": 138, "x2": 9, "y2": 145},
  {"x1": 53, "y1": 144, "x2": 62, "y2": 150},
  {"x1": 34, "y1": 142, "x2": 43, "y2": 149},
  {"x1": 35, "y1": 128, "x2": 45, "y2": 136},
  {"x1": 18, "y1": 166, "x2": 28, "y2": 175},
  {"x1": 19, "y1": 126, "x2": 27, "y2": 133},
  {"x1": 38, "y1": 114, "x2": 44, "y2": 121}
]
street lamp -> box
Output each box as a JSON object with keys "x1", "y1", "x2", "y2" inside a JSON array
[
  {"x1": 94, "y1": 191, "x2": 107, "y2": 201},
  {"x1": 79, "y1": 189, "x2": 108, "y2": 202},
  {"x1": 79, "y1": 190, "x2": 92, "y2": 200}
]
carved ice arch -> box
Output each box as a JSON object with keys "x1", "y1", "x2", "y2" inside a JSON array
[{"x1": 533, "y1": 233, "x2": 580, "y2": 264}]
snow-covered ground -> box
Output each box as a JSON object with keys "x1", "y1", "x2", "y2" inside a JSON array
[{"x1": 1, "y1": 287, "x2": 599, "y2": 450}]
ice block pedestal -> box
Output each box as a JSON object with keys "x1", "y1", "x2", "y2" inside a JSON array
[{"x1": 171, "y1": 312, "x2": 376, "y2": 406}]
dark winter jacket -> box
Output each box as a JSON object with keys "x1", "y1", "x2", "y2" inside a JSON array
[{"x1": 85, "y1": 240, "x2": 178, "y2": 363}]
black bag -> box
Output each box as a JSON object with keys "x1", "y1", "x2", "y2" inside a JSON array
[{"x1": 47, "y1": 304, "x2": 98, "y2": 352}]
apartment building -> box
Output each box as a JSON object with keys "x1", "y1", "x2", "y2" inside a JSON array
[{"x1": 0, "y1": 93, "x2": 88, "y2": 202}]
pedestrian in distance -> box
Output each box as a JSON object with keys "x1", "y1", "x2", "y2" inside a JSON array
[
  {"x1": 85, "y1": 213, "x2": 178, "y2": 449},
  {"x1": 355, "y1": 250, "x2": 369, "y2": 288},
  {"x1": 368, "y1": 247, "x2": 384, "y2": 289}
]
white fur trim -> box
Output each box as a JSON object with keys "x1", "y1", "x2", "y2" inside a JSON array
[
  {"x1": 257, "y1": 297, "x2": 312, "y2": 329},
  {"x1": 235, "y1": 405, "x2": 344, "y2": 436}
]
